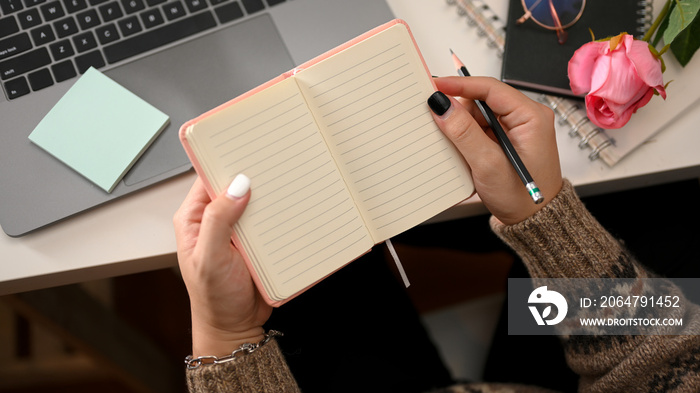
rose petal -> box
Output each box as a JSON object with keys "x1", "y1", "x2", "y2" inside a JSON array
[
  {"x1": 625, "y1": 35, "x2": 667, "y2": 99},
  {"x1": 586, "y1": 94, "x2": 634, "y2": 129},
  {"x1": 655, "y1": 83, "x2": 667, "y2": 99},
  {"x1": 630, "y1": 87, "x2": 655, "y2": 114},
  {"x1": 568, "y1": 41, "x2": 607, "y2": 95},
  {"x1": 592, "y1": 49, "x2": 646, "y2": 104},
  {"x1": 585, "y1": 95, "x2": 611, "y2": 128},
  {"x1": 588, "y1": 52, "x2": 612, "y2": 96}
]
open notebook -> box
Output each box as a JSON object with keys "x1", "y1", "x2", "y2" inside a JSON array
[{"x1": 180, "y1": 20, "x2": 474, "y2": 306}]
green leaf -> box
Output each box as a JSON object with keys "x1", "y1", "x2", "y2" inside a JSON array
[
  {"x1": 663, "y1": 0, "x2": 700, "y2": 45},
  {"x1": 670, "y1": 11, "x2": 700, "y2": 66},
  {"x1": 652, "y1": 2, "x2": 673, "y2": 46}
]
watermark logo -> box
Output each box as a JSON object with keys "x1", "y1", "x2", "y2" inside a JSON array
[
  {"x1": 509, "y1": 278, "x2": 692, "y2": 335},
  {"x1": 528, "y1": 286, "x2": 568, "y2": 326}
]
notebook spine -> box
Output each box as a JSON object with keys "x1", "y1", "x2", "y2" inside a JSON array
[{"x1": 445, "y1": 0, "x2": 619, "y2": 167}]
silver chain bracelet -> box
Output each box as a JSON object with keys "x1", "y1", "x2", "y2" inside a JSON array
[{"x1": 185, "y1": 330, "x2": 283, "y2": 370}]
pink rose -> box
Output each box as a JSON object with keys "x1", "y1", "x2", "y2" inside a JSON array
[{"x1": 568, "y1": 33, "x2": 666, "y2": 129}]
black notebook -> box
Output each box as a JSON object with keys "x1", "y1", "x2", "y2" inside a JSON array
[{"x1": 501, "y1": 0, "x2": 652, "y2": 97}]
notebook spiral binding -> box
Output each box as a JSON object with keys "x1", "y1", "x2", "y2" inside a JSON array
[
  {"x1": 538, "y1": 95, "x2": 620, "y2": 165},
  {"x1": 444, "y1": 0, "x2": 658, "y2": 167},
  {"x1": 447, "y1": 0, "x2": 506, "y2": 57},
  {"x1": 636, "y1": 0, "x2": 654, "y2": 38}
]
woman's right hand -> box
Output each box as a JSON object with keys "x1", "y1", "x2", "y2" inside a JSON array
[
  {"x1": 173, "y1": 175, "x2": 272, "y2": 358},
  {"x1": 428, "y1": 76, "x2": 563, "y2": 225}
]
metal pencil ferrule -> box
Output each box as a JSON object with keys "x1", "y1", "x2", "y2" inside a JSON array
[{"x1": 526, "y1": 182, "x2": 544, "y2": 204}]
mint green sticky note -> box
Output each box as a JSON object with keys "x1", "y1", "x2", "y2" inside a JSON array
[{"x1": 28, "y1": 67, "x2": 169, "y2": 193}]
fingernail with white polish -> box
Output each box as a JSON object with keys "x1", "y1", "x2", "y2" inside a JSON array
[{"x1": 226, "y1": 174, "x2": 250, "y2": 199}]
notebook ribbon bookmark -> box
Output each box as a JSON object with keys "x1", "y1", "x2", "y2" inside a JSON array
[{"x1": 386, "y1": 238, "x2": 410, "y2": 288}]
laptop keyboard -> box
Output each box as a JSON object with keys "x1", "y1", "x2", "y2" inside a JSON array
[{"x1": 0, "y1": 0, "x2": 285, "y2": 100}]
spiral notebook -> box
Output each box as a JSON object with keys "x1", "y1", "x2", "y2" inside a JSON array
[{"x1": 447, "y1": 0, "x2": 700, "y2": 168}]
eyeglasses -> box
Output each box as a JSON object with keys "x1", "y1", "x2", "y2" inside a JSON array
[{"x1": 517, "y1": 0, "x2": 586, "y2": 44}]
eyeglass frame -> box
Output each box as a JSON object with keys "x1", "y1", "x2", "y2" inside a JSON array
[{"x1": 516, "y1": 0, "x2": 587, "y2": 44}]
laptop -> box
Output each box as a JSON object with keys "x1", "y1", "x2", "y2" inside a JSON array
[{"x1": 0, "y1": 0, "x2": 395, "y2": 236}]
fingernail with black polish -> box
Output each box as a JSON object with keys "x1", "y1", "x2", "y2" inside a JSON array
[{"x1": 427, "y1": 91, "x2": 451, "y2": 116}]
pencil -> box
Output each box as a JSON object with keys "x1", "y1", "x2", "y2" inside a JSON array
[{"x1": 449, "y1": 49, "x2": 544, "y2": 204}]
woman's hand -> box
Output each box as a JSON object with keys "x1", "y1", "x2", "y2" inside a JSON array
[
  {"x1": 429, "y1": 76, "x2": 563, "y2": 225},
  {"x1": 173, "y1": 174, "x2": 272, "y2": 357}
]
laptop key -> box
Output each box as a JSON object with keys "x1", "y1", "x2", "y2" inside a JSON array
[
  {"x1": 240, "y1": 0, "x2": 262, "y2": 14},
  {"x1": 0, "y1": 16, "x2": 20, "y2": 39},
  {"x1": 4, "y1": 76, "x2": 29, "y2": 99},
  {"x1": 120, "y1": 0, "x2": 144, "y2": 13},
  {"x1": 0, "y1": 47, "x2": 50, "y2": 80},
  {"x1": 99, "y1": 1, "x2": 123, "y2": 21},
  {"x1": 162, "y1": 1, "x2": 185, "y2": 20},
  {"x1": 30, "y1": 24, "x2": 56, "y2": 45},
  {"x1": 63, "y1": 0, "x2": 87, "y2": 13},
  {"x1": 28, "y1": 67, "x2": 53, "y2": 90},
  {"x1": 75, "y1": 49, "x2": 104, "y2": 72},
  {"x1": 0, "y1": 32, "x2": 32, "y2": 61},
  {"x1": 76, "y1": 8, "x2": 100, "y2": 29},
  {"x1": 183, "y1": 0, "x2": 205, "y2": 13},
  {"x1": 140, "y1": 8, "x2": 163, "y2": 28},
  {"x1": 53, "y1": 16, "x2": 79, "y2": 37},
  {"x1": 72, "y1": 30, "x2": 97, "y2": 51},
  {"x1": 1, "y1": 0, "x2": 24, "y2": 14},
  {"x1": 40, "y1": 1, "x2": 66, "y2": 21},
  {"x1": 118, "y1": 15, "x2": 141, "y2": 36},
  {"x1": 266, "y1": 0, "x2": 284, "y2": 5},
  {"x1": 103, "y1": 10, "x2": 215, "y2": 63},
  {"x1": 95, "y1": 23, "x2": 118, "y2": 44},
  {"x1": 214, "y1": 1, "x2": 242, "y2": 24},
  {"x1": 49, "y1": 39, "x2": 74, "y2": 60},
  {"x1": 18, "y1": 8, "x2": 42, "y2": 29},
  {"x1": 51, "y1": 59, "x2": 76, "y2": 81}
]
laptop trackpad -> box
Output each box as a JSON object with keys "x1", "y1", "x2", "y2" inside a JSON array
[{"x1": 107, "y1": 14, "x2": 296, "y2": 186}]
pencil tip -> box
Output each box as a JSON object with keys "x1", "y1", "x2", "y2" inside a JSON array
[{"x1": 449, "y1": 48, "x2": 454, "y2": 54}]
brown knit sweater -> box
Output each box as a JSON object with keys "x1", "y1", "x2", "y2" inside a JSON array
[{"x1": 186, "y1": 180, "x2": 700, "y2": 392}]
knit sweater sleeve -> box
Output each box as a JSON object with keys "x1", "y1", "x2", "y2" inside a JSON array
[
  {"x1": 186, "y1": 340, "x2": 301, "y2": 393},
  {"x1": 489, "y1": 179, "x2": 700, "y2": 393},
  {"x1": 183, "y1": 181, "x2": 700, "y2": 393}
]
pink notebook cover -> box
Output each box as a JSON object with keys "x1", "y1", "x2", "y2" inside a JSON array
[{"x1": 179, "y1": 19, "x2": 435, "y2": 306}]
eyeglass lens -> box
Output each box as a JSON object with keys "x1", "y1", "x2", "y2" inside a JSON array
[{"x1": 523, "y1": 0, "x2": 585, "y2": 29}]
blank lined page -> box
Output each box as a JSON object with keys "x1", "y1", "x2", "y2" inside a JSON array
[
  {"x1": 296, "y1": 23, "x2": 473, "y2": 242},
  {"x1": 185, "y1": 77, "x2": 372, "y2": 301}
]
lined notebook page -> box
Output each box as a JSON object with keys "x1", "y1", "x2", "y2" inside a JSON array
[
  {"x1": 296, "y1": 24, "x2": 473, "y2": 242},
  {"x1": 185, "y1": 77, "x2": 372, "y2": 301}
]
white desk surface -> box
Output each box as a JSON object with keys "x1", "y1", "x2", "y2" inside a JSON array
[{"x1": 2, "y1": 0, "x2": 699, "y2": 295}]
